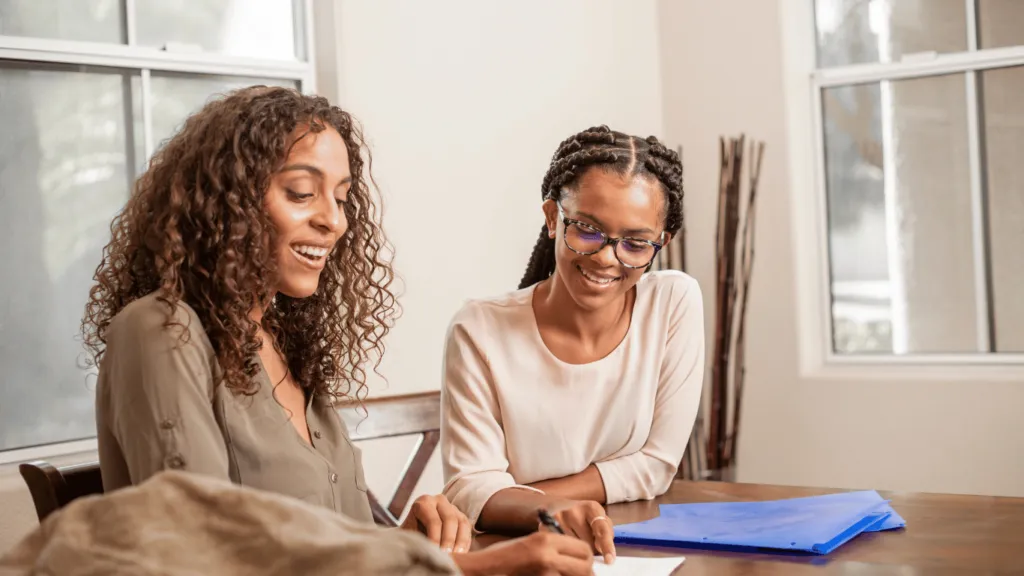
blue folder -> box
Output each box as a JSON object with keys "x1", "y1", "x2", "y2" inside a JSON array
[{"x1": 614, "y1": 490, "x2": 905, "y2": 555}]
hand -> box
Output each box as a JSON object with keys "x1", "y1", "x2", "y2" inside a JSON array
[
  {"x1": 545, "y1": 499, "x2": 616, "y2": 563},
  {"x1": 400, "y1": 494, "x2": 472, "y2": 554},
  {"x1": 453, "y1": 531, "x2": 594, "y2": 576}
]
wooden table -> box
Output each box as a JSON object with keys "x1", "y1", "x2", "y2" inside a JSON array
[{"x1": 481, "y1": 481, "x2": 1024, "y2": 574}]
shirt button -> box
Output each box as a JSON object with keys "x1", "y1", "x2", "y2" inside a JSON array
[
  {"x1": 160, "y1": 419, "x2": 174, "y2": 430},
  {"x1": 167, "y1": 455, "x2": 185, "y2": 469},
  {"x1": 330, "y1": 473, "x2": 338, "y2": 483},
  {"x1": 313, "y1": 430, "x2": 322, "y2": 439}
]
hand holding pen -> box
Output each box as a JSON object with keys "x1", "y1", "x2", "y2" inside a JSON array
[{"x1": 539, "y1": 504, "x2": 616, "y2": 564}]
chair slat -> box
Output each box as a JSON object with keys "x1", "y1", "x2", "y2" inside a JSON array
[{"x1": 338, "y1": 391, "x2": 441, "y2": 441}]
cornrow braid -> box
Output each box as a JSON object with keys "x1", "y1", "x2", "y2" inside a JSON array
[{"x1": 518, "y1": 126, "x2": 684, "y2": 289}]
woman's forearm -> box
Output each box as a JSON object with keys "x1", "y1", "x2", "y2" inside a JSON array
[
  {"x1": 477, "y1": 466, "x2": 608, "y2": 533},
  {"x1": 526, "y1": 464, "x2": 607, "y2": 503},
  {"x1": 477, "y1": 488, "x2": 567, "y2": 533}
]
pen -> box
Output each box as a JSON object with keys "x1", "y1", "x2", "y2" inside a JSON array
[{"x1": 537, "y1": 509, "x2": 565, "y2": 535}]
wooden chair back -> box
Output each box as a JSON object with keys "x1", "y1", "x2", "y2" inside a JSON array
[
  {"x1": 19, "y1": 460, "x2": 104, "y2": 522},
  {"x1": 18, "y1": 391, "x2": 442, "y2": 528},
  {"x1": 337, "y1": 391, "x2": 441, "y2": 527}
]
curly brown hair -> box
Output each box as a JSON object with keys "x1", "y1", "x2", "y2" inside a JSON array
[{"x1": 82, "y1": 86, "x2": 398, "y2": 403}]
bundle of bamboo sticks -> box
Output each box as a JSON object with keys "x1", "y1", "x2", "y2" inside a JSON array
[{"x1": 706, "y1": 134, "x2": 765, "y2": 474}]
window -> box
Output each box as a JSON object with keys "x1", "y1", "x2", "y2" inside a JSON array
[
  {"x1": 812, "y1": 0, "x2": 1024, "y2": 357},
  {"x1": 0, "y1": 0, "x2": 314, "y2": 459}
]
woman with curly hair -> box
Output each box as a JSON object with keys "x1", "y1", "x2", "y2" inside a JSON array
[{"x1": 84, "y1": 86, "x2": 593, "y2": 576}]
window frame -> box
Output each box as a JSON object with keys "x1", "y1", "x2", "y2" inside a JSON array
[
  {"x1": 0, "y1": 0, "x2": 317, "y2": 464},
  {"x1": 782, "y1": 0, "x2": 1024, "y2": 378}
]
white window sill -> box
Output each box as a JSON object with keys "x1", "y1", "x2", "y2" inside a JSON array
[
  {"x1": 800, "y1": 354, "x2": 1024, "y2": 382},
  {"x1": 0, "y1": 439, "x2": 98, "y2": 468}
]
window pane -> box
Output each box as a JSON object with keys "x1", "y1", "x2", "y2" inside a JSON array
[
  {"x1": 0, "y1": 0, "x2": 124, "y2": 43},
  {"x1": 822, "y1": 73, "x2": 979, "y2": 354},
  {"x1": 982, "y1": 66, "x2": 1024, "y2": 352},
  {"x1": 815, "y1": 0, "x2": 966, "y2": 67},
  {"x1": 0, "y1": 62, "x2": 140, "y2": 450},
  {"x1": 135, "y1": 0, "x2": 301, "y2": 61},
  {"x1": 978, "y1": 0, "x2": 1024, "y2": 49},
  {"x1": 149, "y1": 73, "x2": 298, "y2": 151}
]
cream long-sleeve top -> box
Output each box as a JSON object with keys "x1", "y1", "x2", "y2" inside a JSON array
[{"x1": 440, "y1": 270, "x2": 705, "y2": 526}]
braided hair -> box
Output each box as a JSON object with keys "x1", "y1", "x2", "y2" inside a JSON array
[{"x1": 518, "y1": 125, "x2": 683, "y2": 289}]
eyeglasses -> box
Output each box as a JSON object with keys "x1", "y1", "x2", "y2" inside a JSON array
[{"x1": 556, "y1": 202, "x2": 664, "y2": 269}]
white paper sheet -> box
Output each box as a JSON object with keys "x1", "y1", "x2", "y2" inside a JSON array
[{"x1": 592, "y1": 555, "x2": 685, "y2": 575}]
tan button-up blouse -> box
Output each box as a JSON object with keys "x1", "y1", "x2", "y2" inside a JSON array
[{"x1": 95, "y1": 292, "x2": 373, "y2": 523}]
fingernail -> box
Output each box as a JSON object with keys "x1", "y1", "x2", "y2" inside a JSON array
[
  {"x1": 454, "y1": 547, "x2": 465, "y2": 553},
  {"x1": 444, "y1": 547, "x2": 453, "y2": 554}
]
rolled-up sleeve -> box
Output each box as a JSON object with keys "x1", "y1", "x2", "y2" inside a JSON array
[
  {"x1": 440, "y1": 307, "x2": 541, "y2": 527},
  {"x1": 99, "y1": 299, "x2": 230, "y2": 486}
]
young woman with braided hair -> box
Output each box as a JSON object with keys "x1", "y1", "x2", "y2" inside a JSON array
[{"x1": 441, "y1": 126, "x2": 705, "y2": 564}]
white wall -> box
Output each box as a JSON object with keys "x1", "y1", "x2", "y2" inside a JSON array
[
  {"x1": 0, "y1": 0, "x2": 666, "y2": 553},
  {"x1": 657, "y1": 0, "x2": 1024, "y2": 497}
]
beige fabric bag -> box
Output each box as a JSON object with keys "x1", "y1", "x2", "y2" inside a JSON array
[{"x1": 0, "y1": 471, "x2": 458, "y2": 576}]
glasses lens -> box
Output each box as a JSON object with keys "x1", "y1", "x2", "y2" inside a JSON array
[
  {"x1": 615, "y1": 239, "x2": 656, "y2": 268},
  {"x1": 565, "y1": 222, "x2": 606, "y2": 254}
]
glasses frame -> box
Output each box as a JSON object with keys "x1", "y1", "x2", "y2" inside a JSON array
[{"x1": 556, "y1": 202, "x2": 665, "y2": 269}]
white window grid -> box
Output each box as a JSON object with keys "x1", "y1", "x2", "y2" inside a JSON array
[
  {"x1": 0, "y1": 0, "x2": 317, "y2": 160},
  {"x1": 0, "y1": 0, "x2": 317, "y2": 465},
  {"x1": 808, "y1": 0, "x2": 1024, "y2": 368}
]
